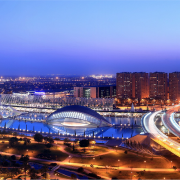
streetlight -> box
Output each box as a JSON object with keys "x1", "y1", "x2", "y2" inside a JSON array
[
  {"x1": 26, "y1": 149, "x2": 28, "y2": 155},
  {"x1": 118, "y1": 159, "x2": 120, "y2": 169},
  {"x1": 105, "y1": 165, "x2": 108, "y2": 173},
  {"x1": 144, "y1": 161, "x2": 146, "y2": 169},
  {"x1": 93, "y1": 157, "x2": 95, "y2": 166},
  {"x1": 131, "y1": 172, "x2": 132, "y2": 180},
  {"x1": 115, "y1": 145, "x2": 118, "y2": 152},
  {"x1": 178, "y1": 147, "x2": 180, "y2": 155},
  {"x1": 7, "y1": 146, "x2": 9, "y2": 153},
  {"x1": 69, "y1": 155, "x2": 71, "y2": 163},
  {"x1": 171, "y1": 161, "x2": 172, "y2": 168}
]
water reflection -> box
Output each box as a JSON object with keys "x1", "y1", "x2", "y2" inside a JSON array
[
  {"x1": 106, "y1": 117, "x2": 141, "y2": 125},
  {"x1": 0, "y1": 116, "x2": 143, "y2": 139}
]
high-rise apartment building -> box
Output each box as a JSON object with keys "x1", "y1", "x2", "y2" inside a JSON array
[
  {"x1": 133, "y1": 72, "x2": 149, "y2": 100},
  {"x1": 169, "y1": 72, "x2": 180, "y2": 102},
  {"x1": 116, "y1": 72, "x2": 134, "y2": 99},
  {"x1": 116, "y1": 72, "x2": 149, "y2": 100},
  {"x1": 149, "y1": 72, "x2": 168, "y2": 100}
]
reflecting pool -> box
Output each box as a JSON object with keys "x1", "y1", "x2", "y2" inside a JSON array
[{"x1": 0, "y1": 115, "x2": 143, "y2": 139}]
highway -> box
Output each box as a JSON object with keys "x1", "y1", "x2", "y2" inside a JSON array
[
  {"x1": 142, "y1": 111, "x2": 180, "y2": 157},
  {"x1": 162, "y1": 105, "x2": 180, "y2": 138}
]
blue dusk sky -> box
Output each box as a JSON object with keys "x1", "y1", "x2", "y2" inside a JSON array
[{"x1": 0, "y1": 0, "x2": 180, "y2": 76}]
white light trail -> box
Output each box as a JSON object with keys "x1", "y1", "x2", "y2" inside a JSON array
[{"x1": 143, "y1": 111, "x2": 180, "y2": 156}]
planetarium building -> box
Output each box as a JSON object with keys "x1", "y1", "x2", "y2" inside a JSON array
[{"x1": 46, "y1": 105, "x2": 111, "y2": 127}]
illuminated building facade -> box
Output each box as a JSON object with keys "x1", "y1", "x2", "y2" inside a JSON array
[
  {"x1": 116, "y1": 72, "x2": 134, "y2": 99},
  {"x1": 149, "y1": 72, "x2": 168, "y2": 100},
  {"x1": 74, "y1": 86, "x2": 116, "y2": 98},
  {"x1": 116, "y1": 72, "x2": 149, "y2": 100},
  {"x1": 74, "y1": 87, "x2": 96, "y2": 98},
  {"x1": 133, "y1": 72, "x2": 149, "y2": 100},
  {"x1": 169, "y1": 72, "x2": 180, "y2": 102},
  {"x1": 46, "y1": 105, "x2": 112, "y2": 127}
]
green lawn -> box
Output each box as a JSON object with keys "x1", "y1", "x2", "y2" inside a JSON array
[
  {"x1": 83, "y1": 168, "x2": 180, "y2": 179},
  {"x1": 0, "y1": 142, "x2": 68, "y2": 161},
  {"x1": 70, "y1": 149, "x2": 170, "y2": 168},
  {"x1": 0, "y1": 137, "x2": 10, "y2": 141},
  {"x1": 164, "y1": 154, "x2": 180, "y2": 169},
  {"x1": 65, "y1": 145, "x2": 109, "y2": 156}
]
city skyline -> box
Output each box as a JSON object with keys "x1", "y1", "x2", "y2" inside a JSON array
[
  {"x1": 1, "y1": 1, "x2": 180, "y2": 179},
  {"x1": 0, "y1": 0, "x2": 180, "y2": 75}
]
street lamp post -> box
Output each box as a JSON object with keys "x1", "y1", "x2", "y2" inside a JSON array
[
  {"x1": 93, "y1": 157, "x2": 95, "y2": 166},
  {"x1": 92, "y1": 158, "x2": 96, "y2": 172},
  {"x1": 171, "y1": 161, "x2": 172, "y2": 168},
  {"x1": 7, "y1": 146, "x2": 9, "y2": 153},
  {"x1": 144, "y1": 161, "x2": 146, "y2": 169},
  {"x1": 116, "y1": 145, "x2": 118, "y2": 152},
  {"x1": 118, "y1": 159, "x2": 120, "y2": 169},
  {"x1": 105, "y1": 165, "x2": 107, "y2": 173},
  {"x1": 69, "y1": 155, "x2": 71, "y2": 163},
  {"x1": 26, "y1": 149, "x2": 28, "y2": 155}
]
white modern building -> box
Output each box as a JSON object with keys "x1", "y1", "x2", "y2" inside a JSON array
[{"x1": 46, "y1": 105, "x2": 112, "y2": 127}]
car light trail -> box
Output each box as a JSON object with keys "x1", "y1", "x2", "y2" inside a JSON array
[
  {"x1": 142, "y1": 111, "x2": 180, "y2": 157},
  {"x1": 162, "y1": 105, "x2": 180, "y2": 138}
]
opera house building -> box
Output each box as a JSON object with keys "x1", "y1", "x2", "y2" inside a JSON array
[{"x1": 46, "y1": 105, "x2": 112, "y2": 127}]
